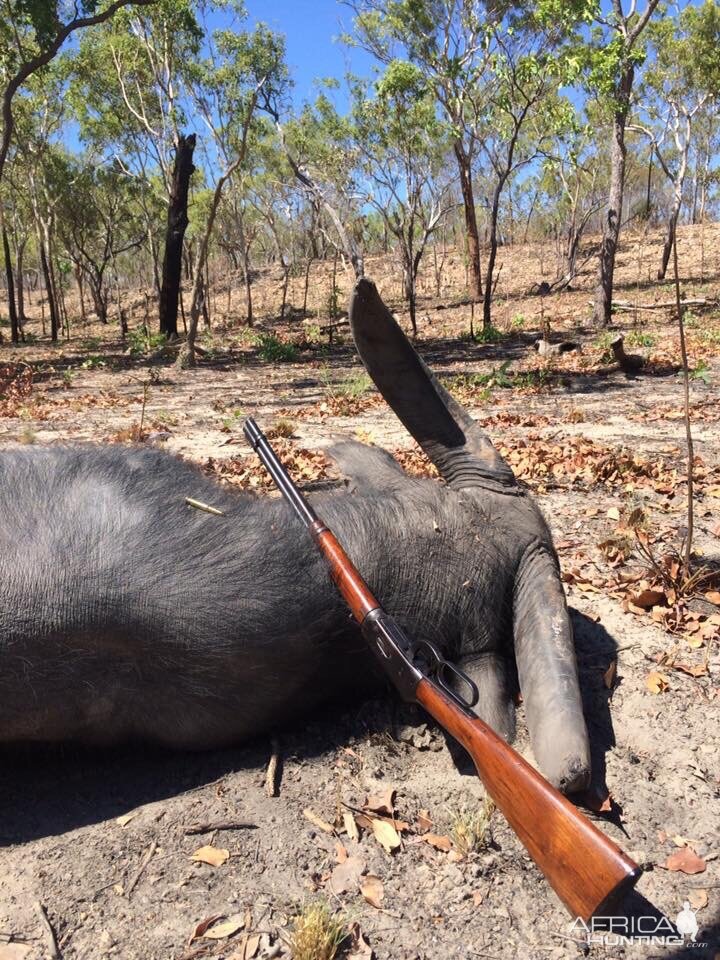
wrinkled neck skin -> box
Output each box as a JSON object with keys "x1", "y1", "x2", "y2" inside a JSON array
[{"x1": 313, "y1": 477, "x2": 547, "y2": 663}]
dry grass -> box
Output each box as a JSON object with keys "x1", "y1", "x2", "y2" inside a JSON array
[
  {"x1": 289, "y1": 900, "x2": 347, "y2": 960},
  {"x1": 448, "y1": 797, "x2": 495, "y2": 857}
]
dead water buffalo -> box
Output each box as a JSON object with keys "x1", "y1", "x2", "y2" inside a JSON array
[{"x1": 0, "y1": 279, "x2": 591, "y2": 793}]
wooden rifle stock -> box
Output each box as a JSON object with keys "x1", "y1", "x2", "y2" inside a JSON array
[{"x1": 243, "y1": 418, "x2": 641, "y2": 922}]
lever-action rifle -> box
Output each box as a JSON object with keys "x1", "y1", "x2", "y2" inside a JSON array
[{"x1": 243, "y1": 417, "x2": 641, "y2": 922}]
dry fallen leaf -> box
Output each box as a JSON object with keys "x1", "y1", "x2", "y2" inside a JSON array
[
  {"x1": 472, "y1": 890, "x2": 485, "y2": 906},
  {"x1": 346, "y1": 922, "x2": 374, "y2": 960},
  {"x1": 371, "y1": 818, "x2": 401, "y2": 854},
  {"x1": 645, "y1": 671, "x2": 670, "y2": 694},
  {"x1": 674, "y1": 662, "x2": 709, "y2": 678},
  {"x1": 665, "y1": 848, "x2": 706, "y2": 874},
  {"x1": 671, "y1": 835, "x2": 698, "y2": 848},
  {"x1": 360, "y1": 875, "x2": 384, "y2": 909},
  {"x1": 334, "y1": 841, "x2": 348, "y2": 863},
  {"x1": 415, "y1": 809, "x2": 433, "y2": 833},
  {"x1": 603, "y1": 660, "x2": 617, "y2": 689},
  {"x1": 189, "y1": 915, "x2": 224, "y2": 944},
  {"x1": 303, "y1": 808, "x2": 334, "y2": 834},
  {"x1": 688, "y1": 888, "x2": 708, "y2": 911},
  {"x1": 343, "y1": 811, "x2": 360, "y2": 842},
  {"x1": 191, "y1": 845, "x2": 230, "y2": 867},
  {"x1": 327, "y1": 855, "x2": 365, "y2": 895},
  {"x1": 631, "y1": 588, "x2": 665, "y2": 609},
  {"x1": 365, "y1": 788, "x2": 395, "y2": 817},
  {"x1": 607, "y1": 506, "x2": 620, "y2": 521},
  {"x1": 704, "y1": 590, "x2": 720, "y2": 605},
  {"x1": 203, "y1": 915, "x2": 246, "y2": 940},
  {"x1": 423, "y1": 833, "x2": 452, "y2": 852}
]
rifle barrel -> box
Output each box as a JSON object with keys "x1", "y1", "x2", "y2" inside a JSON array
[{"x1": 243, "y1": 417, "x2": 318, "y2": 529}]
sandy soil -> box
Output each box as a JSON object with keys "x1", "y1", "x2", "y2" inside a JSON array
[{"x1": 0, "y1": 224, "x2": 719, "y2": 960}]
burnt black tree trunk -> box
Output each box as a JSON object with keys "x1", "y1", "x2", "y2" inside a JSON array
[
  {"x1": 159, "y1": 133, "x2": 196, "y2": 337},
  {"x1": 2, "y1": 221, "x2": 19, "y2": 343}
]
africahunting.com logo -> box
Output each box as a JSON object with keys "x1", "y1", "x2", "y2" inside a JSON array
[{"x1": 568, "y1": 901, "x2": 708, "y2": 947}]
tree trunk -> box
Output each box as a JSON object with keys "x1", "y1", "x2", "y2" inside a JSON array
[
  {"x1": 15, "y1": 235, "x2": 27, "y2": 329},
  {"x1": 2, "y1": 220, "x2": 19, "y2": 344},
  {"x1": 658, "y1": 132, "x2": 689, "y2": 281},
  {"x1": 453, "y1": 139, "x2": 482, "y2": 301},
  {"x1": 658, "y1": 209, "x2": 679, "y2": 281},
  {"x1": 159, "y1": 132, "x2": 196, "y2": 338},
  {"x1": 593, "y1": 65, "x2": 633, "y2": 328},
  {"x1": 88, "y1": 273, "x2": 108, "y2": 324},
  {"x1": 75, "y1": 264, "x2": 87, "y2": 323},
  {"x1": 39, "y1": 240, "x2": 59, "y2": 342},
  {"x1": 279, "y1": 263, "x2": 290, "y2": 320},
  {"x1": 483, "y1": 176, "x2": 507, "y2": 330},
  {"x1": 177, "y1": 155, "x2": 237, "y2": 368},
  {"x1": 242, "y1": 241, "x2": 253, "y2": 326},
  {"x1": 302, "y1": 256, "x2": 313, "y2": 315}
]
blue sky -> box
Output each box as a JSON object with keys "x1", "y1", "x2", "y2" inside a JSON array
[{"x1": 229, "y1": 0, "x2": 376, "y2": 110}]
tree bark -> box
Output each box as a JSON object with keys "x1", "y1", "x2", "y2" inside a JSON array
[
  {"x1": 242, "y1": 239, "x2": 253, "y2": 326},
  {"x1": 593, "y1": 65, "x2": 634, "y2": 328},
  {"x1": 2, "y1": 219, "x2": 19, "y2": 343},
  {"x1": 15, "y1": 235, "x2": 27, "y2": 328},
  {"x1": 453, "y1": 139, "x2": 482, "y2": 301},
  {"x1": 38, "y1": 240, "x2": 59, "y2": 342},
  {"x1": 74, "y1": 263, "x2": 87, "y2": 323},
  {"x1": 159, "y1": 132, "x2": 195, "y2": 337},
  {"x1": 483, "y1": 173, "x2": 509, "y2": 330}
]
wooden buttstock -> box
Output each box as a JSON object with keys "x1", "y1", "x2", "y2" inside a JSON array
[{"x1": 416, "y1": 679, "x2": 640, "y2": 922}]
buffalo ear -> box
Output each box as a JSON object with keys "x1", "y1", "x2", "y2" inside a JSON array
[{"x1": 349, "y1": 278, "x2": 517, "y2": 491}]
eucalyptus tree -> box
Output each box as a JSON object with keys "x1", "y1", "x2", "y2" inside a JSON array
[
  {"x1": 10, "y1": 71, "x2": 69, "y2": 340},
  {"x1": 178, "y1": 15, "x2": 289, "y2": 366},
  {"x1": 477, "y1": 13, "x2": 576, "y2": 328},
  {"x1": 55, "y1": 158, "x2": 145, "y2": 324},
  {"x1": 352, "y1": 60, "x2": 454, "y2": 335},
  {"x1": 689, "y1": 107, "x2": 720, "y2": 224},
  {"x1": 348, "y1": 0, "x2": 494, "y2": 302},
  {"x1": 273, "y1": 89, "x2": 365, "y2": 278},
  {"x1": 536, "y1": 118, "x2": 604, "y2": 287},
  {"x1": 575, "y1": 0, "x2": 661, "y2": 326},
  {"x1": 640, "y1": 1, "x2": 720, "y2": 278},
  {"x1": 0, "y1": 0, "x2": 158, "y2": 184},
  {"x1": 69, "y1": 0, "x2": 203, "y2": 335}
]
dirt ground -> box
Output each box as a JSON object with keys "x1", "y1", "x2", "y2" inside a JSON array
[{"x1": 0, "y1": 225, "x2": 719, "y2": 960}]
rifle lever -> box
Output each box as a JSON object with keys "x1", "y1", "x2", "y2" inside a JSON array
[{"x1": 410, "y1": 638, "x2": 479, "y2": 711}]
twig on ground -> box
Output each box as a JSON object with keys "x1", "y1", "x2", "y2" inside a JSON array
[
  {"x1": 35, "y1": 901, "x2": 60, "y2": 959},
  {"x1": 125, "y1": 840, "x2": 157, "y2": 898},
  {"x1": 265, "y1": 737, "x2": 281, "y2": 797},
  {"x1": 184, "y1": 820, "x2": 256, "y2": 835}
]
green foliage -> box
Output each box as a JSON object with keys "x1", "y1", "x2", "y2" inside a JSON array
[
  {"x1": 324, "y1": 371, "x2": 372, "y2": 400},
  {"x1": 127, "y1": 328, "x2": 167, "y2": 355},
  {"x1": 594, "y1": 331, "x2": 615, "y2": 363},
  {"x1": 80, "y1": 354, "x2": 106, "y2": 369},
  {"x1": 626, "y1": 330, "x2": 655, "y2": 349},
  {"x1": 689, "y1": 359, "x2": 711, "y2": 384},
  {"x1": 473, "y1": 325, "x2": 504, "y2": 344},
  {"x1": 255, "y1": 333, "x2": 297, "y2": 362}
]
